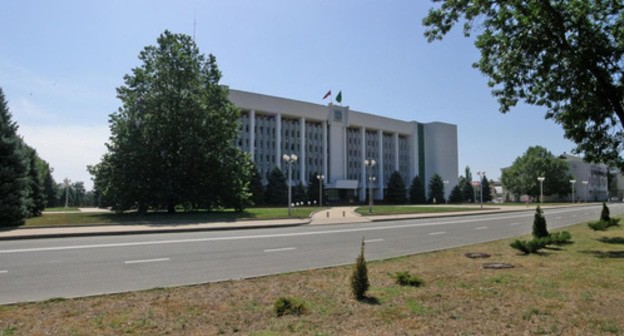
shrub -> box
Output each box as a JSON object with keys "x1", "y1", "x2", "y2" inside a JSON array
[
  {"x1": 510, "y1": 239, "x2": 546, "y2": 254},
  {"x1": 273, "y1": 297, "x2": 306, "y2": 317},
  {"x1": 548, "y1": 231, "x2": 572, "y2": 245},
  {"x1": 351, "y1": 239, "x2": 370, "y2": 300},
  {"x1": 393, "y1": 271, "x2": 423, "y2": 287},
  {"x1": 589, "y1": 218, "x2": 621, "y2": 231},
  {"x1": 532, "y1": 206, "x2": 549, "y2": 239},
  {"x1": 600, "y1": 202, "x2": 610, "y2": 222}
]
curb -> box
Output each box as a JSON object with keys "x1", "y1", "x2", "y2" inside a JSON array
[{"x1": 0, "y1": 221, "x2": 310, "y2": 241}]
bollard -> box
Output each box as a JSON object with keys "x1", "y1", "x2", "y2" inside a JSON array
[
  {"x1": 343, "y1": 211, "x2": 346, "y2": 217},
  {"x1": 326, "y1": 211, "x2": 329, "y2": 218}
]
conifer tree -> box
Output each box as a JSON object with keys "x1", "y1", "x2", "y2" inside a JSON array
[
  {"x1": 25, "y1": 149, "x2": 45, "y2": 216},
  {"x1": 532, "y1": 206, "x2": 549, "y2": 239},
  {"x1": 350, "y1": 238, "x2": 370, "y2": 301},
  {"x1": 386, "y1": 171, "x2": 407, "y2": 204},
  {"x1": 0, "y1": 87, "x2": 28, "y2": 226},
  {"x1": 264, "y1": 167, "x2": 287, "y2": 206},
  {"x1": 408, "y1": 175, "x2": 426, "y2": 204},
  {"x1": 448, "y1": 185, "x2": 464, "y2": 203},
  {"x1": 249, "y1": 165, "x2": 265, "y2": 206}
]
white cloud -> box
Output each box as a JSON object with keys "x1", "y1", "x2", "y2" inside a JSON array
[{"x1": 18, "y1": 125, "x2": 110, "y2": 190}]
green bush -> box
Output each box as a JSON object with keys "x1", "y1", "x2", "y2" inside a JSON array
[
  {"x1": 589, "y1": 220, "x2": 609, "y2": 231},
  {"x1": 600, "y1": 202, "x2": 610, "y2": 222},
  {"x1": 393, "y1": 271, "x2": 423, "y2": 287},
  {"x1": 273, "y1": 297, "x2": 306, "y2": 317},
  {"x1": 547, "y1": 231, "x2": 572, "y2": 245},
  {"x1": 351, "y1": 239, "x2": 370, "y2": 300},
  {"x1": 510, "y1": 239, "x2": 546, "y2": 254},
  {"x1": 532, "y1": 206, "x2": 549, "y2": 239}
]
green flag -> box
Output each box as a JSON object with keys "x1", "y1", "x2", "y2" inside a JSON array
[{"x1": 336, "y1": 91, "x2": 342, "y2": 103}]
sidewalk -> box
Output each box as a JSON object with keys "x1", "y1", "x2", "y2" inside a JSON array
[{"x1": 0, "y1": 204, "x2": 594, "y2": 240}]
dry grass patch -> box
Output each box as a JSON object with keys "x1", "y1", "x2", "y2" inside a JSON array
[{"x1": 1, "y1": 220, "x2": 624, "y2": 335}]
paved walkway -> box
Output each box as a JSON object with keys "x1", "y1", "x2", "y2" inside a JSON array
[{"x1": 0, "y1": 204, "x2": 595, "y2": 240}]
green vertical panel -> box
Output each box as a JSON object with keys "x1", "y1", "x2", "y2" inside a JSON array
[{"x1": 418, "y1": 123, "x2": 425, "y2": 183}]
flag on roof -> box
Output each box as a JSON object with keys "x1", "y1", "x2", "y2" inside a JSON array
[
  {"x1": 322, "y1": 90, "x2": 331, "y2": 100},
  {"x1": 336, "y1": 91, "x2": 342, "y2": 103}
]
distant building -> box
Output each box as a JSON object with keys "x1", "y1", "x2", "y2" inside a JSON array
[
  {"x1": 560, "y1": 154, "x2": 608, "y2": 202},
  {"x1": 229, "y1": 89, "x2": 458, "y2": 203}
]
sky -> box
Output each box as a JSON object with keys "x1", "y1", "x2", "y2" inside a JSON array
[{"x1": 1, "y1": 0, "x2": 577, "y2": 190}]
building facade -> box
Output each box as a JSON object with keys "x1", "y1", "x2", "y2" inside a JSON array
[
  {"x1": 562, "y1": 154, "x2": 609, "y2": 202},
  {"x1": 229, "y1": 89, "x2": 458, "y2": 203}
]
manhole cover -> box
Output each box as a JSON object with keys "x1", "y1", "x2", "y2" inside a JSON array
[
  {"x1": 464, "y1": 252, "x2": 491, "y2": 259},
  {"x1": 482, "y1": 263, "x2": 514, "y2": 269}
]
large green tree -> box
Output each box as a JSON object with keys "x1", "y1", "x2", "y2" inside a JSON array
[
  {"x1": 428, "y1": 173, "x2": 446, "y2": 204},
  {"x1": 424, "y1": 1, "x2": 624, "y2": 168},
  {"x1": 386, "y1": 171, "x2": 407, "y2": 204},
  {"x1": 25, "y1": 148, "x2": 45, "y2": 216},
  {"x1": 408, "y1": 175, "x2": 426, "y2": 204},
  {"x1": 461, "y1": 166, "x2": 475, "y2": 203},
  {"x1": 0, "y1": 87, "x2": 28, "y2": 226},
  {"x1": 448, "y1": 184, "x2": 464, "y2": 203},
  {"x1": 89, "y1": 30, "x2": 251, "y2": 212},
  {"x1": 501, "y1": 146, "x2": 572, "y2": 200},
  {"x1": 265, "y1": 167, "x2": 287, "y2": 206}
]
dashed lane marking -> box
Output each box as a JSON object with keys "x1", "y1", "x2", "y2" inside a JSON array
[
  {"x1": 264, "y1": 247, "x2": 296, "y2": 253},
  {"x1": 364, "y1": 239, "x2": 384, "y2": 243},
  {"x1": 124, "y1": 258, "x2": 170, "y2": 264},
  {"x1": 428, "y1": 231, "x2": 446, "y2": 236}
]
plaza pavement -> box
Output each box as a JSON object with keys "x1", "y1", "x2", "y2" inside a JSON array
[{"x1": 0, "y1": 204, "x2": 591, "y2": 240}]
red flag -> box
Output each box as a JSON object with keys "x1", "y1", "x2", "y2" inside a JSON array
[{"x1": 322, "y1": 90, "x2": 331, "y2": 100}]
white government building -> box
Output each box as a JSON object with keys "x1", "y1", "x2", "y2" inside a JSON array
[{"x1": 229, "y1": 89, "x2": 458, "y2": 203}]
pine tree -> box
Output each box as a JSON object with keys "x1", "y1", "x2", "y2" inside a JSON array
[
  {"x1": 249, "y1": 165, "x2": 265, "y2": 206},
  {"x1": 600, "y1": 202, "x2": 610, "y2": 222},
  {"x1": 386, "y1": 171, "x2": 407, "y2": 204},
  {"x1": 0, "y1": 87, "x2": 28, "y2": 226},
  {"x1": 25, "y1": 149, "x2": 45, "y2": 216},
  {"x1": 448, "y1": 185, "x2": 464, "y2": 203},
  {"x1": 428, "y1": 174, "x2": 446, "y2": 204},
  {"x1": 408, "y1": 175, "x2": 426, "y2": 204},
  {"x1": 481, "y1": 175, "x2": 493, "y2": 202},
  {"x1": 350, "y1": 238, "x2": 369, "y2": 301},
  {"x1": 264, "y1": 167, "x2": 287, "y2": 206},
  {"x1": 293, "y1": 181, "x2": 308, "y2": 204},
  {"x1": 532, "y1": 206, "x2": 549, "y2": 239}
]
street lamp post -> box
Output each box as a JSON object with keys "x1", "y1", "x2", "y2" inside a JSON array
[
  {"x1": 63, "y1": 178, "x2": 71, "y2": 208},
  {"x1": 364, "y1": 159, "x2": 376, "y2": 213},
  {"x1": 537, "y1": 177, "x2": 545, "y2": 204},
  {"x1": 582, "y1": 180, "x2": 589, "y2": 202},
  {"x1": 443, "y1": 180, "x2": 449, "y2": 204},
  {"x1": 317, "y1": 174, "x2": 324, "y2": 207},
  {"x1": 477, "y1": 171, "x2": 485, "y2": 209},
  {"x1": 570, "y1": 179, "x2": 576, "y2": 203},
  {"x1": 282, "y1": 154, "x2": 298, "y2": 216}
]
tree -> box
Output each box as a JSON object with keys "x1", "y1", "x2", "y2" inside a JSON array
[
  {"x1": 428, "y1": 173, "x2": 445, "y2": 204},
  {"x1": 89, "y1": 30, "x2": 251, "y2": 213},
  {"x1": 532, "y1": 206, "x2": 549, "y2": 239},
  {"x1": 408, "y1": 175, "x2": 426, "y2": 204},
  {"x1": 0, "y1": 87, "x2": 28, "y2": 226},
  {"x1": 42, "y1": 166, "x2": 59, "y2": 208},
  {"x1": 71, "y1": 181, "x2": 86, "y2": 207},
  {"x1": 249, "y1": 165, "x2": 265, "y2": 207},
  {"x1": 293, "y1": 181, "x2": 308, "y2": 204},
  {"x1": 265, "y1": 167, "x2": 287, "y2": 206},
  {"x1": 501, "y1": 146, "x2": 572, "y2": 200},
  {"x1": 385, "y1": 171, "x2": 407, "y2": 204},
  {"x1": 25, "y1": 149, "x2": 45, "y2": 216},
  {"x1": 461, "y1": 166, "x2": 475, "y2": 203},
  {"x1": 350, "y1": 238, "x2": 369, "y2": 301},
  {"x1": 480, "y1": 175, "x2": 493, "y2": 203},
  {"x1": 424, "y1": 1, "x2": 624, "y2": 168},
  {"x1": 448, "y1": 184, "x2": 463, "y2": 203}
]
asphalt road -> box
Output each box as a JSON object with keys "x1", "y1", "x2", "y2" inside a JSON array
[{"x1": 1, "y1": 204, "x2": 622, "y2": 304}]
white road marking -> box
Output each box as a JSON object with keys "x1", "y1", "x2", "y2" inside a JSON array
[
  {"x1": 0, "y1": 208, "x2": 607, "y2": 255},
  {"x1": 124, "y1": 258, "x2": 170, "y2": 264},
  {"x1": 264, "y1": 247, "x2": 296, "y2": 253},
  {"x1": 428, "y1": 231, "x2": 446, "y2": 235},
  {"x1": 510, "y1": 223, "x2": 520, "y2": 226},
  {"x1": 364, "y1": 239, "x2": 384, "y2": 243},
  {"x1": 0, "y1": 270, "x2": 8, "y2": 274},
  {"x1": 475, "y1": 226, "x2": 488, "y2": 230}
]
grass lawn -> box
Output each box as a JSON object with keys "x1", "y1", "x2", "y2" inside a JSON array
[
  {"x1": 355, "y1": 205, "x2": 480, "y2": 215},
  {"x1": 42, "y1": 207, "x2": 81, "y2": 212},
  {"x1": 24, "y1": 207, "x2": 322, "y2": 228},
  {"x1": 2, "y1": 218, "x2": 623, "y2": 335}
]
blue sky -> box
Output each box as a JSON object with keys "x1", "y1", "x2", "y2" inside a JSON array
[{"x1": 1, "y1": 0, "x2": 576, "y2": 190}]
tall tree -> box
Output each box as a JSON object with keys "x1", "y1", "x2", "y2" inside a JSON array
[
  {"x1": 480, "y1": 175, "x2": 493, "y2": 203},
  {"x1": 0, "y1": 87, "x2": 28, "y2": 226},
  {"x1": 462, "y1": 166, "x2": 475, "y2": 203},
  {"x1": 386, "y1": 171, "x2": 407, "y2": 204},
  {"x1": 25, "y1": 149, "x2": 45, "y2": 216},
  {"x1": 501, "y1": 146, "x2": 572, "y2": 200},
  {"x1": 42, "y1": 169, "x2": 59, "y2": 208},
  {"x1": 424, "y1": 1, "x2": 624, "y2": 168},
  {"x1": 89, "y1": 30, "x2": 251, "y2": 212},
  {"x1": 448, "y1": 184, "x2": 464, "y2": 203},
  {"x1": 249, "y1": 165, "x2": 265, "y2": 207},
  {"x1": 409, "y1": 175, "x2": 426, "y2": 204},
  {"x1": 265, "y1": 167, "x2": 287, "y2": 206},
  {"x1": 428, "y1": 173, "x2": 446, "y2": 204},
  {"x1": 293, "y1": 181, "x2": 308, "y2": 204}
]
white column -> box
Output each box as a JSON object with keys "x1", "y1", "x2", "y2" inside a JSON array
[
  {"x1": 322, "y1": 121, "x2": 328, "y2": 179},
  {"x1": 378, "y1": 130, "x2": 384, "y2": 200},
  {"x1": 394, "y1": 132, "x2": 399, "y2": 173},
  {"x1": 360, "y1": 127, "x2": 366, "y2": 202},
  {"x1": 276, "y1": 114, "x2": 282, "y2": 170},
  {"x1": 249, "y1": 110, "x2": 255, "y2": 162},
  {"x1": 300, "y1": 117, "x2": 306, "y2": 184}
]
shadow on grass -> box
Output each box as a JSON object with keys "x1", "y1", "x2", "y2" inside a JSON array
[
  {"x1": 580, "y1": 250, "x2": 624, "y2": 259},
  {"x1": 357, "y1": 296, "x2": 381, "y2": 305},
  {"x1": 598, "y1": 237, "x2": 624, "y2": 245}
]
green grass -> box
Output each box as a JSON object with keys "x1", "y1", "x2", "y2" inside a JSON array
[
  {"x1": 355, "y1": 205, "x2": 479, "y2": 215},
  {"x1": 24, "y1": 207, "x2": 322, "y2": 227},
  {"x1": 43, "y1": 207, "x2": 81, "y2": 212}
]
